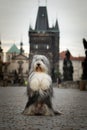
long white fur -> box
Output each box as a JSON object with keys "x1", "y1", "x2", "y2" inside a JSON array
[
  {"x1": 28, "y1": 55, "x2": 52, "y2": 96},
  {"x1": 29, "y1": 72, "x2": 52, "y2": 94}
]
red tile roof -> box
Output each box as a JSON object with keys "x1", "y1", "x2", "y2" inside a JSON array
[{"x1": 59, "y1": 51, "x2": 85, "y2": 61}]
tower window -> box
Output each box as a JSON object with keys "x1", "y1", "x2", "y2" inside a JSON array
[
  {"x1": 35, "y1": 45, "x2": 38, "y2": 49},
  {"x1": 42, "y1": 13, "x2": 45, "y2": 17},
  {"x1": 47, "y1": 45, "x2": 50, "y2": 50}
]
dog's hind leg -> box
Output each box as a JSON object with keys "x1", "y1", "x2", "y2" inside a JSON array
[{"x1": 22, "y1": 104, "x2": 35, "y2": 115}]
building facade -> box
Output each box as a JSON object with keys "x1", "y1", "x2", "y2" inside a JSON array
[
  {"x1": 5, "y1": 43, "x2": 29, "y2": 85},
  {"x1": 29, "y1": 6, "x2": 60, "y2": 82}
]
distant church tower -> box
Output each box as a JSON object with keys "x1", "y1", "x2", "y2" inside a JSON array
[{"x1": 29, "y1": 2, "x2": 60, "y2": 82}]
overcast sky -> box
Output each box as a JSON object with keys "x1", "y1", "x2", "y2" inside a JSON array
[{"x1": 0, "y1": 0, "x2": 87, "y2": 56}]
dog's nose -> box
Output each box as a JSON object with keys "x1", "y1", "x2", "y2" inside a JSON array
[{"x1": 37, "y1": 63, "x2": 40, "y2": 66}]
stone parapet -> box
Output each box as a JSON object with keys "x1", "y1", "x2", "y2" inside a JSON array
[
  {"x1": 58, "y1": 81, "x2": 80, "y2": 89},
  {"x1": 58, "y1": 80, "x2": 87, "y2": 90},
  {"x1": 79, "y1": 80, "x2": 87, "y2": 90}
]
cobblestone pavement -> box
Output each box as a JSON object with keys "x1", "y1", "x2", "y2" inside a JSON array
[{"x1": 0, "y1": 86, "x2": 87, "y2": 130}]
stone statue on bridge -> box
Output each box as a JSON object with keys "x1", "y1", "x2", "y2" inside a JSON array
[
  {"x1": 82, "y1": 38, "x2": 87, "y2": 80},
  {"x1": 63, "y1": 50, "x2": 73, "y2": 81}
]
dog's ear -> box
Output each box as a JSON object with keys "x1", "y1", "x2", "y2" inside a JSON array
[
  {"x1": 43, "y1": 56, "x2": 51, "y2": 74},
  {"x1": 29, "y1": 55, "x2": 38, "y2": 75},
  {"x1": 29, "y1": 58, "x2": 34, "y2": 76},
  {"x1": 33, "y1": 55, "x2": 37, "y2": 60}
]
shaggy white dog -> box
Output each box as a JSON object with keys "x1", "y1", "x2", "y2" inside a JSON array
[{"x1": 23, "y1": 55, "x2": 59, "y2": 116}]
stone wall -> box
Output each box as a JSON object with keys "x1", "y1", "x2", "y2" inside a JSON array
[
  {"x1": 58, "y1": 81, "x2": 79, "y2": 89},
  {"x1": 58, "y1": 80, "x2": 87, "y2": 90}
]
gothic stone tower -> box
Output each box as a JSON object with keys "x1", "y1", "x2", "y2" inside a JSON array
[{"x1": 29, "y1": 6, "x2": 60, "y2": 82}]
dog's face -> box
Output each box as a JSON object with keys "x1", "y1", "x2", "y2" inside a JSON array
[{"x1": 30, "y1": 55, "x2": 50, "y2": 74}]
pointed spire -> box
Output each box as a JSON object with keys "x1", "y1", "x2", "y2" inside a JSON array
[
  {"x1": 35, "y1": 6, "x2": 49, "y2": 30},
  {"x1": 20, "y1": 34, "x2": 25, "y2": 54},
  {"x1": 29, "y1": 24, "x2": 33, "y2": 31},
  {"x1": 20, "y1": 41, "x2": 24, "y2": 54},
  {"x1": 55, "y1": 19, "x2": 60, "y2": 32},
  {"x1": 0, "y1": 40, "x2": 3, "y2": 53}
]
